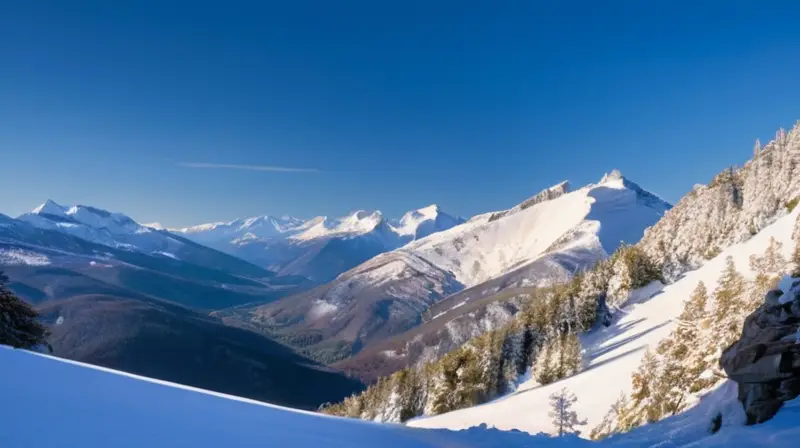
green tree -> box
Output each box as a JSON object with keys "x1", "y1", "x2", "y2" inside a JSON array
[{"x1": 0, "y1": 272, "x2": 49, "y2": 350}]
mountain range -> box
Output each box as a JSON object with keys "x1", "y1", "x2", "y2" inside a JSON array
[
  {"x1": 172, "y1": 205, "x2": 465, "y2": 283},
  {"x1": 221, "y1": 170, "x2": 671, "y2": 366}
]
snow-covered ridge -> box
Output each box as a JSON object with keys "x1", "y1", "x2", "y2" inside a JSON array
[
  {"x1": 174, "y1": 205, "x2": 464, "y2": 247},
  {"x1": 171, "y1": 205, "x2": 466, "y2": 281},
  {"x1": 13, "y1": 201, "x2": 268, "y2": 277},
  {"x1": 25, "y1": 199, "x2": 142, "y2": 234},
  {"x1": 18, "y1": 200, "x2": 156, "y2": 248},
  {"x1": 399, "y1": 170, "x2": 670, "y2": 288}
]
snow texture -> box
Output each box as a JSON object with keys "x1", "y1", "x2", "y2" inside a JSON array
[
  {"x1": 0, "y1": 347, "x2": 590, "y2": 448},
  {"x1": 2, "y1": 345, "x2": 797, "y2": 447},
  {"x1": 0, "y1": 249, "x2": 51, "y2": 266},
  {"x1": 400, "y1": 172, "x2": 669, "y2": 289}
]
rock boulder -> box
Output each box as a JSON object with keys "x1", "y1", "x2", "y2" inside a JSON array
[{"x1": 721, "y1": 280, "x2": 800, "y2": 424}]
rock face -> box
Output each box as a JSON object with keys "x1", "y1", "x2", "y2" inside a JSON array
[{"x1": 721, "y1": 281, "x2": 800, "y2": 424}]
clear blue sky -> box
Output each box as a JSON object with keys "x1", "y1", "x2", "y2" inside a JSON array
[{"x1": 2, "y1": 1, "x2": 799, "y2": 227}]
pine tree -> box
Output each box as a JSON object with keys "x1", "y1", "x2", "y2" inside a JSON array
[
  {"x1": 548, "y1": 387, "x2": 586, "y2": 436},
  {"x1": 711, "y1": 256, "x2": 747, "y2": 351},
  {"x1": 624, "y1": 349, "x2": 660, "y2": 428},
  {"x1": 561, "y1": 331, "x2": 582, "y2": 376},
  {"x1": 0, "y1": 272, "x2": 49, "y2": 350},
  {"x1": 750, "y1": 237, "x2": 786, "y2": 293},
  {"x1": 679, "y1": 281, "x2": 708, "y2": 323},
  {"x1": 534, "y1": 339, "x2": 557, "y2": 385},
  {"x1": 676, "y1": 282, "x2": 716, "y2": 392},
  {"x1": 653, "y1": 337, "x2": 690, "y2": 418},
  {"x1": 590, "y1": 393, "x2": 630, "y2": 440}
]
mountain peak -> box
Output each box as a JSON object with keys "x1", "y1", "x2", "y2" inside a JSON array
[
  {"x1": 32, "y1": 199, "x2": 67, "y2": 217},
  {"x1": 400, "y1": 204, "x2": 442, "y2": 223},
  {"x1": 599, "y1": 169, "x2": 624, "y2": 184},
  {"x1": 416, "y1": 204, "x2": 441, "y2": 215}
]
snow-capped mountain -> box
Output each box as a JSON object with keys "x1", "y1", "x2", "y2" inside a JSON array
[
  {"x1": 174, "y1": 215, "x2": 307, "y2": 249},
  {"x1": 13, "y1": 200, "x2": 273, "y2": 280},
  {"x1": 393, "y1": 205, "x2": 465, "y2": 240},
  {"x1": 235, "y1": 171, "x2": 670, "y2": 362},
  {"x1": 175, "y1": 206, "x2": 465, "y2": 283}
]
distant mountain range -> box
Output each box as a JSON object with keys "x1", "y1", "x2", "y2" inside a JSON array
[
  {"x1": 0, "y1": 202, "x2": 363, "y2": 409},
  {"x1": 172, "y1": 205, "x2": 465, "y2": 282}
]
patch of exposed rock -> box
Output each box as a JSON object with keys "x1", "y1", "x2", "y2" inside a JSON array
[{"x1": 721, "y1": 280, "x2": 800, "y2": 424}]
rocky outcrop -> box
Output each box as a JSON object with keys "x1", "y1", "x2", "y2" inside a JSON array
[
  {"x1": 721, "y1": 280, "x2": 800, "y2": 424},
  {"x1": 488, "y1": 181, "x2": 570, "y2": 222}
]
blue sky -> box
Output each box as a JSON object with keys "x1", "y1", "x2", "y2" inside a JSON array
[{"x1": 2, "y1": 1, "x2": 799, "y2": 227}]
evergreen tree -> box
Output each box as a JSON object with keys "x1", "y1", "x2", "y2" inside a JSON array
[
  {"x1": 749, "y1": 237, "x2": 786, "y2": 293},
  {"x1": 548, "y1": 387, "x2": 586, "y2": 436},
  {"x1": 653, "y1": 337, "x2": 690, "y2": 418},
  {"x1": 534, "y1": 339, "x2": 557, "y2": 385},
  {"x1": 711, "y1": 256, "x2": 746, "y2": 352},
  {"x1": 623, "y1": 349, "x2": 660, "y2": 428},
  {"x1": 590, "y1": 393, "x2": 630, "y2": 440},
  {"x1": 561, "y1": 331, "x2": 582, "y2": 376},
  {"x1": 0, "y1": 272, "x2": 49, "y2": 350},
  {"x1": 679, "y1": 281, "x2": 708, "y2": 323}
]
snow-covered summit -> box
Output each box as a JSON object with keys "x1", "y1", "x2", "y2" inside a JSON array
[
  {"x1": 399, "y1": 173, "x2": 670, "y2": 287},
  {"x1": 292, "y1": 210, "x2": 387, "y2": 241},
  {"x1": 31, "y1": 199, "x2": 70, "y2": 218},
  {"x1": 15, "y1": 201, "x2": 269, "y2": 276},
  {"x1": 20, "y1": 201, "x2": 151, "y2": 244},
  {"x1": 394, "y1": 205, "x2": 465, "y2": 240},
  {"x1": 174, "y1": 215, "x2": 306, "y2": 241},
  {"x1": 599, "y1": 168, "x2": 624, "y2": 184}
]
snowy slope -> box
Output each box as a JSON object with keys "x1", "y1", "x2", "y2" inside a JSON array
[
  {"x1": 404, "y1": 170, "x2": 669, "y2": 287},
  {"x1": 409, "y1": 207, "x2": 799, "y2": 436},
  {"x1": 0, "y1": 347, "x2": 588, "y2": 448},
  {"x1": 2, "y1": 346, "x2": 796, "y2": 447}
]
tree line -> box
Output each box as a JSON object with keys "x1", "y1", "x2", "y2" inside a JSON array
[{"x1": 321, "y1": 244, "x2": 663, "y2": 423}]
